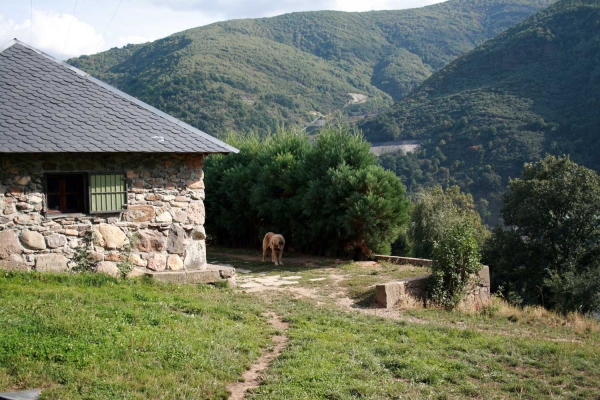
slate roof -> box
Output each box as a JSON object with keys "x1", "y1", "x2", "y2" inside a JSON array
[{"x1": 0, "y1": 40, "x2": 238, "y2": 154}]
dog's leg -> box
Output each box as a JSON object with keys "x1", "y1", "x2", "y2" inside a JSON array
[
  {"x1": 262, "y1": 245, "x2": 268, "y2": 262},
  {"x1": 278, "y1": 248, "x2": 283, "y2": 265},
  {"x1": 271, "y1": 247, "x2": 277, "y2": 265}
]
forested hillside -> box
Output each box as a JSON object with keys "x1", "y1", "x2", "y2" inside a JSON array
[
  {"x1": 363, "y1": 0, "x2": 600, "y2": 224},
  {"x1": 69, "y1": 0, "x2": 553, "y2": 134}
]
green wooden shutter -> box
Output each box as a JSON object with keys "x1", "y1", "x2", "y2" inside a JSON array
[{"x1": 90, "y1": 174, "x2": 127, "y2": 213}]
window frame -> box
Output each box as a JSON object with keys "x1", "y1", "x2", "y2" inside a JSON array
[
  {"x1": 87, "y1": 172, "x2": 128, "y2": 214},
  {"x1": 44, "y1": 173, "x2": 87, "y2": 215},
  {"x1": 43, "y1": 172, "x2": 128, "y2": 216}
]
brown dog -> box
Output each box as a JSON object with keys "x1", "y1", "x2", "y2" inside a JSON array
[{"x1": 262, "y1": 232, "x2": 285, "y2": 265}]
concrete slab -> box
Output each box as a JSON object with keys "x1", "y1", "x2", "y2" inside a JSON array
[
  {"x1": 282, "y1": 276, "x2": 302, "y2": 280},
  {"x1": 309, "y1": 278, "x2": 327, "y2": 282},
  {"x1": 239, "y1": 282, "x2": 263, "y2": 289},
  {"x1": 186, "y1": 269, "x2": 221, "y2": 284},
  {"x1": 145, "y1": 265, "x2": 236, "y2": 285},
  {"x1": 0, "y1": 389, "x2": 41, "y2": 400}
]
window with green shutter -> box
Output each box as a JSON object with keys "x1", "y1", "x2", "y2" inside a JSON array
[{"x1": 89, "y1": 174, "x2": 127, "y2": 213}]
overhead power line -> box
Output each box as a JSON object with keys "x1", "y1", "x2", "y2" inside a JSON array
[
  {"x1": 61, "y1": 0, "x2": 79, "y2": 60},
  {"x1": 96, "y1": 0, "x2": 124, "y2": 53}
]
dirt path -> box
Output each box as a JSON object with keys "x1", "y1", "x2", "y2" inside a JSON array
[
  {"x1": 227, "y1": 313, "x2": 290, "y2": 400},
  {"x1": 210, "y1": 251, "x2": 341, "y2": 266}
]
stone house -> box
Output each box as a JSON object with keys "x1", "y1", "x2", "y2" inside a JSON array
[{"x1": 0, "y1": 40, "x2": 238, "y2": 281}]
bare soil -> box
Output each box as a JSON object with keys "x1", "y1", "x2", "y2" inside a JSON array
[{"x1": 226, "y1": 313, "x2": 290, "y2": 400}]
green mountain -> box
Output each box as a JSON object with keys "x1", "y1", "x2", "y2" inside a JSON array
[
  {"x1": 362, "y1": 0, "x2": 600, "y2": 224},
  {"x1": 69, "y1": 0, "x2": 554, "y2": 135}
]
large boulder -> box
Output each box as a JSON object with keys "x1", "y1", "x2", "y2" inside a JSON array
[
  {"x1": 136, "y1": 230, "x2": 166, "y2": 252},
  {"x1": 35, "y1": 254, "x2": 69, "y2": 272},
  {"x1": 20, "y1": 230, "x2": 46, "y2": 250},
  {"x1": 93, "y1": 224, "x2": 128, "y2": 249},
  {"x1": 0, "y1": 230, "x2": 23, "y2": 259},
  {"x1": 46, "y1": 234, "x2": 67, "y2": 249}
]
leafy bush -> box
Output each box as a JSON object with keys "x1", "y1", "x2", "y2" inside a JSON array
[
  {"x1": 429, "y1": 222, "x2": 483, "y2": 310},
  {"x1": 408, "y1": 185, "x2": 489, "y2": 259}
]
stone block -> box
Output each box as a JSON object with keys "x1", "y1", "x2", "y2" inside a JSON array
[
  {"x1": 184, "y1": 239, "x2": 206, "y2": 270},
  {"x1": 123, "y1": 205, "x2": 155, "y2": 222},
  {"x1": 93, "y1": 224, "x2": 127, "y2": 249},
  {"x1": 184, "y1": 155, "x2": 204, "y2": 169},
  {"x1": 166, "y1": 225, "x2": 186, "y2": 255},
  {"x1": 186, "y1": 269, "x2": 221, "y2": 284},
  {"x1": 126, "y1": 268, "x2": 147, "y2": 278},
  {"x1": 147, "y1": 254, "x2": 166, "y2": 271},
  {"x1": 87, "y1": 251, "x2": 104, "y2": 262},
  {"x1": 146, "y1": 270, "x2": 187, "y2": 284},
  {"x1": 128, "y1": 253, "x2": 147, "y2": 267},
  {"x1": 167, "y1": 255, "x2": 184, "y2": 271},
  {"x1": 20, "y1": 230, "x2": 46, "y2": 250},
  {"x1": 218, "y1": 266, "x2": 236, "y2": 279},
  {"x1": 0, "y1": 259, "x2": 31, "y2": 272},
  {"x1": 136, "y1": 230, "x2": 166, "y2": 252},
  {"x1": 186, "y1": 201, "x2": 205, "y2": 224},
  {"x1": 156, "y1": 211, "x2": 173, "y2": 223},
  {"x1": 375, "y1": 276, "x2": 429, "y2": 309},
  {"x1": 105, "y1": 251, "x2": 123, "y2": 262},
  {"x1": 97, "y1": 261, "x2": 120, "y2": 278},
  {"x1": 186, "y1": 180, "x2": 204, "y2": 190},
  {"x1": 36, "y1": 253, "x2": 69, "y2": 272},
  {"x1": 0, "y1": 230, "x2": 23, "y2": 259},
  {"x1": 46, "y1": 234, "x2": 67, "y2": 248},
  {"x1": 170, "y1": 208, "x2": 187, "y2": 223}
]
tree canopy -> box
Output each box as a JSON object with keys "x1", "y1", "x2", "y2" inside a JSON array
[
  {"x1": 484, "y1": 155, "x2": 600, "y2": 314},
  {"x1": 204, "y1": 126, "x2": 410, "y2": 259}
]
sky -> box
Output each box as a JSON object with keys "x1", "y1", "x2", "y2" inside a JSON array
[{"x1": 0, "y1": 0, "x2": 446, "y2": 60}]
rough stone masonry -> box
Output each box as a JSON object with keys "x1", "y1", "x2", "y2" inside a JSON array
[{"x1": 0, "y1": 152, "x2": 224, "y2": 280}]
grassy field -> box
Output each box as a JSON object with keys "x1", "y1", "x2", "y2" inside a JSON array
[
  {"x1": 0, "y1": 272, "x2": 274, "y2": 399},
  {"x1": 1, "y1": 251, "x2": 599, "y2": 399}
]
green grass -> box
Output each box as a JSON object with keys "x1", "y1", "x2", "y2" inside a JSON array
[
  {"x1": 0, "y1": 271, "x2": 273, "y2": 399},
  {"x1": 250, "y1": 294, "x2": 600, "y2": 399},
  {"x1": 1, "y1": 260, "x2": 598, "y2": 399}
]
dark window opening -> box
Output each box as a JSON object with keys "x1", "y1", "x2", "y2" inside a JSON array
[{"x1": 45, "y1": 174, "x2": 85, "y2": 214}]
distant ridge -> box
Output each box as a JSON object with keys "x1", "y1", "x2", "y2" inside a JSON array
[
  {"x1": 361, "y1": 0, "x2": 600, "y2": 224},
  {"x1": 69, "y1": 0, "x2": 554, "y2": 135}
]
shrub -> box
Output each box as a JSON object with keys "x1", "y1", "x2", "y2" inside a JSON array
[{"x1": 429, "y1": 222, "x2": 482, "y2": 310}]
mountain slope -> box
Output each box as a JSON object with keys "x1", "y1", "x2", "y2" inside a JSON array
[
  {"x1": 69, "y1": 0, "x2": 554, "y2": 135},
  {"x1": 361, "y1": 0, "x2": 600, "y2": 224}
]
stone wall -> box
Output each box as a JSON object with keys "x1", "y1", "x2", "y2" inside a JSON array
[
  {"x1": 375, "y1": 266, "x2": 491, "y2": 311},
  {"x1": 0, "y1": 152, "x2": 208, "y2": 277},
  {"x1": 374, "y1": 255, "x2": 433, "y2": 267}
]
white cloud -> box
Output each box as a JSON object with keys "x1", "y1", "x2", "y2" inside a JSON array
[{"x1": 0, "y1": 10, "x2": 103, "y2": 59}]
